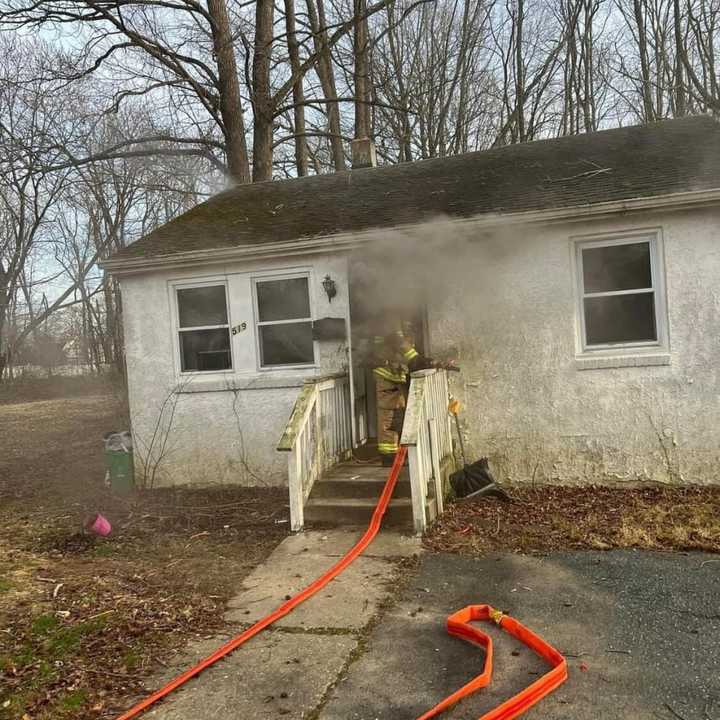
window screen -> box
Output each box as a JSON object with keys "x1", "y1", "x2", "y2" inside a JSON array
[
  {"x1": 176, "y1": 285, "x2": 231, "y2": 372},
  {"x1": 255, "y1": 277, "x2": 314, "y2": 367},
  {"x1": 579, "y1": 240, "x2": 660, "y2": 348}
]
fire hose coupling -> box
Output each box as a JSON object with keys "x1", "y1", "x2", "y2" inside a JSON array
[{"x1": 488, "y1": 607, "x2": 505, "y2": 625}]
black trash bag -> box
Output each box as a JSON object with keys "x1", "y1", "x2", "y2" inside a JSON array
[
  {"x1": 450, "y1": 457, "x2": 511, "y2": 502},
  {"x1": 450, "y1": 457, "x2": 493, "y2": 496}
]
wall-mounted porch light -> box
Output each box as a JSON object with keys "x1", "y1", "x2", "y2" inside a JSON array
[{"x1": 322, "y1": 275, "x2": 337, "y2": 303}]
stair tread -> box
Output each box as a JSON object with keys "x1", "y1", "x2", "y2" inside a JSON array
[
  {"x1": 310, "y1": 477, "x2": 411, "y2": 499},
  {"x1": 327, "y1": 464, "x2": 384, "y2": 472},
  {"x1": 322, "y1": 468, "x2": 409, "y2": 480},
  {"x1": 305, "y1": 497, "x2": 435, "y2": 509},
  {"x1": 306, "y1": 496, "x2": 415, "y2": 507},
  {"x1": 304, "y1": 496, "x2": 437, "y2": 529},
  {"x1": 315, "y1": 475, "x2": 410, "y2": 485}
]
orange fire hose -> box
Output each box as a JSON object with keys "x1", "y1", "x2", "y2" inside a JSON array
[
  {"x1": 115, "y1": 447, "x2": 567, "y2": 720},
  {"x1": 417, "y1": 605, "x2": 568, "y2": 720}
]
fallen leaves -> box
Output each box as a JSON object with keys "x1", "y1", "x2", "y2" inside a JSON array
[{"x1": 426, "y1": 485, "x2": 720, "y2": 555}]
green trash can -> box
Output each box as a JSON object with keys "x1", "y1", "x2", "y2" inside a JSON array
[
  {"x1": 104, "y1": 431, "x2": 135, "y2": 494},
  {"x1": 105, "y1": 450, "x2": 135, "y2": 494}
]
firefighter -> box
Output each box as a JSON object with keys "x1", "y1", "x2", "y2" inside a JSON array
[
  {"x1": 397, "y1": 325, "x2": 458, "y2": 377},
  {"x1": 372, "y1": 335, "x2": 408, "y2": 466},
  {"x1": 398, "y1": 329, "x2": 426, "y2": 374},
  {"x1": 372, "y1": 328, "x2": 456, "y2": 466}
]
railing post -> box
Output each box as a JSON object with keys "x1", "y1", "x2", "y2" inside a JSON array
[
  {"x1": 442, "y1": 371, "x2": 453, "y2": 462},
  {"x1": 316, "y1": 387, "x2": 324, "y2": 470},
  {"x1": 428, "y1": 417, "x2": 444, "y2": 516},
  {"x1": 402, "y1": 369, "x2": 454, "y2": 534},
  {"x1": 407, "y1": 444, "x2": 426, "y2": 535},
  {"x1": 288, "y1": 443, "x2": 304, "y2": 531},
  {"x1": 279, "y1": 373, "x2": 354, "y2": 533}
]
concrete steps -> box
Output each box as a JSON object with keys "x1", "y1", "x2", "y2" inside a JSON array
[
  {"x1": 312, "y1": 466, "x2": 412, "y2": 499},
  {"x1": 304, "y1": 463, "x2": 435, "y2": 529}
]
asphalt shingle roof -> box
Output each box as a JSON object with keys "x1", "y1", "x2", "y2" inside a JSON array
[{"x1": 112, "y1": 116, "x2": 720, "y2": 262}]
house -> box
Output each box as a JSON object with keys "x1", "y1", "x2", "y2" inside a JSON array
[{"x1": 102, "y1": 116, "x2": 720, "y2": 530}]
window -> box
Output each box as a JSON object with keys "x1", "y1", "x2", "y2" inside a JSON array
[
  {"x1": 254, "y1": 275, "x2": 314, "y2": 367},
  {"x1": 576, "y1": 235, "x2": 665, "y2": 351},
  {"x1": 176, "y1": 284, "x2": 232, "y2": 372}
]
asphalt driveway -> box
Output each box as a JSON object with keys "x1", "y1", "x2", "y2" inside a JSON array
[{"x1": 318, "y1": 550, "x2": 720, "y2": 720}]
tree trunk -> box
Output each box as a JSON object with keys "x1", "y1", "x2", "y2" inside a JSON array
[
  {"x1": 284, "y1": 0, "x2": 308, "y2": 176},
  {"x1": 514, "y1": 0, "x2": 526, "y2": 142},
  {"x1": 582, "y1": 0, "x2": 595, "y2": 132},
  {"x1": 307, "y1": 0, "x2": 346, "y2": 171},
  {"x1": 385, "y1": 4, "x2": 412, "y2": 161},
  {"x1": 673, "y1": 0, "x2": 687, "y2": 115},
  {"x1": 207, "y1": 0, "x2": 251, "y2": 183},
  {"x1": 252, "y1": 0, "x2": 276, "y2": 182},
  {"x1": 353, "y1": 0, "x2": 372, "y2": 139},
  {"x1": 0, "y1": 261, "x2": 8, "y2": 381},
  {"x1": 80, "y1": 287, "x2": 101, "y2": 371},
  {"x1": 633, "y1": 0, "x2": 656, "y2": 121}
]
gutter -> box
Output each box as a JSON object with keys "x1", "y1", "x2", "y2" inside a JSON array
[{"x1": 100, "y1": 186, "x2": 720, "y2": 276}]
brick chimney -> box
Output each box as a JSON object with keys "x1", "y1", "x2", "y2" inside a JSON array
[{"x1": 351, "y1": 137, "x2": 377, "y2": 169}]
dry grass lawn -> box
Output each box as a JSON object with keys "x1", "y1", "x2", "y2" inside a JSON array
[{"x1": 0, "y1": 381, "x2": 287, "y2": 720}]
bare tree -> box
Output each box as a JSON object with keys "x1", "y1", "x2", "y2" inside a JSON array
[
  {"x1": 0, "y1": 0, "x2": 403, "y2": 183},
  {"x1": 252, "y1": 0, "x2": 276, "y2": 182},
  {"x1": 208, "y1": 0, "x2": 252, "y2": 182},
  {"x1": 674, "y1": 0, "x2": 720, "y2": 112},
  {"x1": 2, "y1": 0, "x2": 720, "y2": 382},
  {"x1": 354, "y1": 0, "x2": 372, "y2": 139},
  {"x1": 284, "y1": 0, "x2": 309, "y2": 176},
  {"x1": 554, "y1": 0, "x2": 616, "y2": 134},
  {"x1": 0, "y1": 45, "x2": 69, "y2": 377},
  {"x1": 372, "y1": 0, "x2": 497, "y2": 161}
]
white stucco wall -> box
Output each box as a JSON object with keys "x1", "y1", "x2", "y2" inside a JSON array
[
  {"x1": 120, "y1": 253, "x2": 350, "y2": 487},
  {"x1": 120, "y1": 203, "x2": 720, "y2": 489},
  {"x1": 427, "y1": 206, "x2": 720, "y2": 485}
]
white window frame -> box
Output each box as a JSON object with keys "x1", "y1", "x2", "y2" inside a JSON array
[
  {"x1": 172, "y1": 277, "x2": 234, "y2": 376},
  {"x1": 252, "y1": 271, "x2": 316, "y2": 371},
  {"x1": 573, "y1": 230, "x2": 669, "y2": 356}
]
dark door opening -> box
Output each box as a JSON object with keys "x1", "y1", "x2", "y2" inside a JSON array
[{"x1": 348, "y1": 263, "x2": 429, "y2": 453}]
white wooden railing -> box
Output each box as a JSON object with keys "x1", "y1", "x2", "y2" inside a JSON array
[
  {"x1": 400, "y1": 369, "x2": 454, "y2": 534},
  {"x1": 278, "y1": 373, "x2": 353, "y2": 531}
]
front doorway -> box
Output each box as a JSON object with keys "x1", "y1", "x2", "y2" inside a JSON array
[{"x1": 347, "y1": 263, "x2": 428, "y2": 459}]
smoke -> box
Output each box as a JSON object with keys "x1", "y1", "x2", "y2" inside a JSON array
[{"x1": 348, "y1": 215, "x2": 520, "y2": 344}]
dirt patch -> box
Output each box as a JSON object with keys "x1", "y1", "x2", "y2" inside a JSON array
[
  {"x1": 425, "y1": 485, "x2": 720, "y2": 556},
  {"x1": 0, "y1": 388, "x2": 288, "y2": 720}
]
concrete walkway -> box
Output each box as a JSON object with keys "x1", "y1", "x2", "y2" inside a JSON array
[{"x1": 144, "y1": 529, "x2": 422, "y2": 719}]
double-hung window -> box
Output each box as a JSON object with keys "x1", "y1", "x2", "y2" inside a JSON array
[
  {"x1": 576, "y1": 234, "x2": 666, "y2": 352},
  {"x1": 254, "y1": 275, "x2": 315, "y2": 368},
  {"x1": 176, "y1": 283, "x2": 232, "y2": 372}
]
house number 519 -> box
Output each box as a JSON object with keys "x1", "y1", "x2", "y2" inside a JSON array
[{"x1": 232, "y1": 323, "x2": 247, "y2": 335}]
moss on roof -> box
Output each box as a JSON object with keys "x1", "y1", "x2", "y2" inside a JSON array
[{"x1": 113, "y1": 116, "x2": 720, "y2": 262}]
